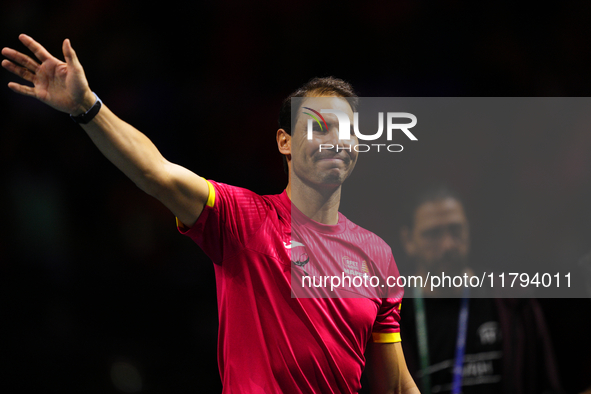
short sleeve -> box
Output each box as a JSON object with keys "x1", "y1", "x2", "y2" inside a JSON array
[
  {"x1": 371, "y1": 298, "x2": 402, "y2": 343},
  {"x1": 371, "y1": 254, "x2": 403, "y2": 343},
  {"x1": 177, "y1": 180, "x2": 269, "y2": 264}
]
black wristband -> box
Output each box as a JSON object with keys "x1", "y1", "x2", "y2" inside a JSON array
[{"x1": 70, "y1": 92, "x2": 102, "y2": 124}]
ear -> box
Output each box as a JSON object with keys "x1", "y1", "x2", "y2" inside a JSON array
[
  {"x1": 277, "y1": 128, "x2": 291, "y2": 159},
  {"x1": 400, "y1": 226, "x2": 415, "y2": 256}
]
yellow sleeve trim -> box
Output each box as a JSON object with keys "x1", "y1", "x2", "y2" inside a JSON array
[
  {"x1": 204, "y1": 178, "x2": 215, "y2": 208},
  {"x1": 372, "y1": 332, "x2": 401, "y2": 343},
  {"x1": 176, "y1": 178, "x2": 215, "y2": 229}
]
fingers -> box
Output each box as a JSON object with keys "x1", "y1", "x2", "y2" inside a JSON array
[
  {"x1": 7, "y1": 81, "x2": 35, "y2": 97},
  {"x1": 1, "y1": 46, "x2": 40, "y2": 72},
  {"x1": 62, "y1": 39, "x2": 81, "y2": 68},
  {"x1": 18, "y1": 34, "x2": 53, "y2": 62},
  {"x1": 1, "y1": 58, "x2": 35, "y2": 83}
]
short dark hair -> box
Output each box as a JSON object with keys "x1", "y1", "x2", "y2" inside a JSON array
[
  {"x1": 402, "y1": 183, "x2": 465, "y2": 230},
  {"x1": 278, "y1": 77, "x2": 358, "y2": 173}
]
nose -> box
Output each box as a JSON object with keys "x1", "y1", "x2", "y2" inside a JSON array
[
  {"x1": 440, "y1": 231, "x2": 459, "y2": 252},
  {"x1": 326, "y1": 125, "x2": 354, "y2": 150}
]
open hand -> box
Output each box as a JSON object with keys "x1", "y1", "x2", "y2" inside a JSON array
[{"x1": 2, "y1": 34, "x2": 95, "y2": 115}]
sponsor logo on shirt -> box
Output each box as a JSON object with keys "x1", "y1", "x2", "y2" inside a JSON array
[{"x1": 342, "y1": 256, "x2": 369, "y2": 277}]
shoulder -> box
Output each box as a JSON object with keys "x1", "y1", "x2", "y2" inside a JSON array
[
  {"x1": 209, "y1": 180, "x2": 263, "y2": 202},
  {"x1": 208, "y1": 180, "x2": 290, "y2": 222},
  {"x1": 209, "y1": 180, "x2": 277, "y2": 208}
]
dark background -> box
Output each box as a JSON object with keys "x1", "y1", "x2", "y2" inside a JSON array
[{"x1": 1, "y1": 0, "x2": 590, "y2": 393}]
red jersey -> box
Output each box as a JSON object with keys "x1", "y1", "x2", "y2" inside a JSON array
[{"x1": 178, "y1": 180, "x2": 402, "y2": 393}]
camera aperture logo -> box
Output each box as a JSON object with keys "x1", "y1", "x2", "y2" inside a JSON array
[
  {"x1": 303, "y1": 107, "x2": 328, "y2": 132},
  {"x1": 304, "y1": 108, "x2": 417, "y2": 153}
]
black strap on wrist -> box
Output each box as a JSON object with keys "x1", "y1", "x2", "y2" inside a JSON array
[{"x1": 70, "y1": 92, "x2": 102, "y2": 124}]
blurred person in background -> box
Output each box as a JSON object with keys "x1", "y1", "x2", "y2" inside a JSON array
[
  {"x1": 2, "y1": 34, "x2": 419, "y2": 394},
  {"x1": 398, "y1": 184, "x2": 564, "y2": 394}
]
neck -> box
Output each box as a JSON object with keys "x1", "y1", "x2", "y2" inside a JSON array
[{"x1": 286, "y1": 175, "x2": 342, "y2": 225}]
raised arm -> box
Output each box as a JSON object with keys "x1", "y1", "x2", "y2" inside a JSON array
[{"x1": 2, "y1": 34, "x2": 208, "y2": 227}]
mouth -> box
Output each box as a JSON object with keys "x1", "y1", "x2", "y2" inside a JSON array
[
  {"x1": 315, "y1": 152, "x2": 350, "y2": 163},
  {"x1": 316, "y1": 157, "x2": 350, "y2": 168}
]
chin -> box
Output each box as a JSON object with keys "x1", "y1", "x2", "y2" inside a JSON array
[
  {"x1": 319, "y1": 171, "x2": 350, "y2": 186},
  {"x1": 316, "y1": 179, "x2": 344, "y2": 189}
]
